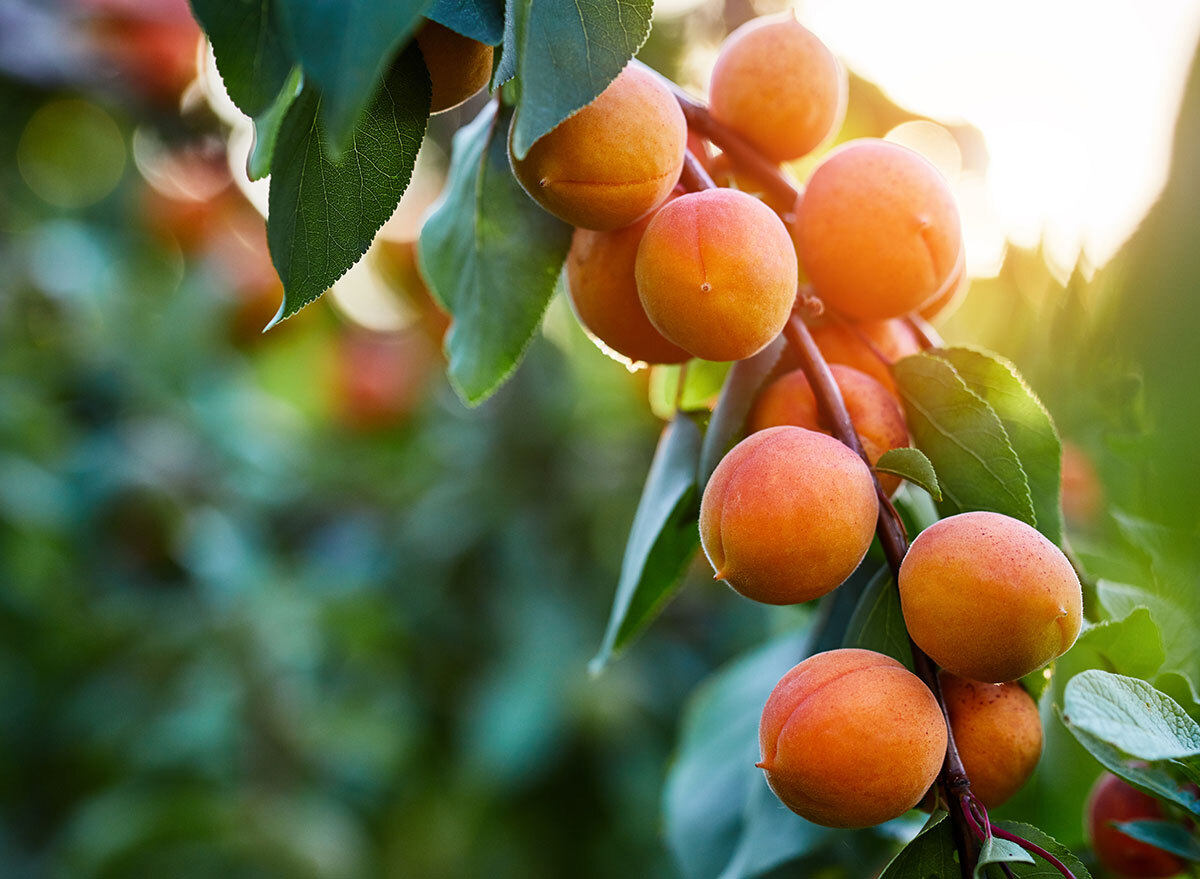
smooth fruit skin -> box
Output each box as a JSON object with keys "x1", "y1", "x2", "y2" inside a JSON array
[
  {"x1": 939, "y1": 672, "x2": 1042, "y2": 807},
  {"x1": 898, "y1": 512, "x2": 1083, "y2": 683},
  {"x1": 794, "y1": 139, "x2": 963, "y2": 321},
  {"x1": 749, "y1": 364, "x2": 908, "y2": 495},
  {"x1": 565, "y1": 194, "x2": 690, "y2": 366},
  {"x1": 1087, "y1": 773, "x2": 1185, "y2": 878},
  {"x1": 699, "y1": 427, "x2": 877, "y2": 605},
  {"x1": 759, "y1": 649, "x2": 947, "y2": 828},
  {"x1": 806, "y1": 318, "x2": 922, "y2": 397},
  {"x1": 510, "y1": 65, "x2": 687, "y2": 231},
  {"x1": 709, "y1": 12, "x2": 846, "y2": 162},
  {"x1": 919, "y1": 245, "x2": 968, "y2": 321},
  {"x1": 415, "y1": 21, "x2": 494, "y2": 114},
  {"x1": 636, "y1": 189, "x2": 798, "y2": 361}
]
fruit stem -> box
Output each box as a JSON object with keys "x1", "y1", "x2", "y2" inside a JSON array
[
  {"x1": 680, "y1": 149, "x2": 717, "y2": 192},
  {"x1": 908, "y1": 314, "x2": 945, "y2": 350}
]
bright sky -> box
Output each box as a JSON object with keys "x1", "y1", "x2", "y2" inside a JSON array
[{"x1": 796, "y1": 0, "x2": 1200, "y2": 278}]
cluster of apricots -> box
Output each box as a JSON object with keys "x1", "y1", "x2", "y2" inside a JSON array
[{"x1": 495, "y1": 12, "x2": 1086, "y2": 834}]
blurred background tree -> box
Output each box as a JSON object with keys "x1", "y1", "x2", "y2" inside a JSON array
[{"x1": 1, "y1": 0, "x2": 1198, "y2": 876}]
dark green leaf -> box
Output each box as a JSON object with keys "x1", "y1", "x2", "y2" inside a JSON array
[
  {"x1": 975, "y1": 836, "x2": 1034, "y2": 877},
  {"x1": 267, "y1": 48, "x2": 429, "y2": 325},
  {"x1": 648, "y1": 360, "x2": 731, "y2": 420},
  {"x1": 877, "y1": 812, "x2": 957, "y2": 878},
  {"x1": 590, "y1": 414, "x2": 701, "y2": 673},
  {"x1": 418, "y1": 102, "x2": 572, "y2": 404},
  {"x1": 503, "y1": 0, "x2": 653, "y2": 159},
  {"x1": 1114, "y1": 820, "x2": 1200, "y2": 861},
  {"x1": 843, "y1": 569, "x2": 914, "y2": 670},
  {"x1": 247, "y1": 68, "x2": 302, "y2": 181},
  {"x1": 277, "y1": 0, "x2": 431, "y2": 151},
  {"x1": 1063, "y1": 670, "x2": 1200, "y2": 760},
  {"x1": 894, "y1": 352, "x2": 1035, "y2": 523},
  {"x1": 937, "y1": 347, "x2": 1063, "y2": 546},
  {"x1": 875, "y1": 447, "x2": 941, "y2": 500},
  {"x1": 191, "y1": 0, "x2": 294, "y2": 116},
  {"x1": 697, "y1": 335, "x2": 786, "y2": 487},
  {"x1": 428, "y1": 0, "x2": 504, "y2": 44},
  {"x1": 993, "y1": 822, "x2": 1092, "y2": 878}
]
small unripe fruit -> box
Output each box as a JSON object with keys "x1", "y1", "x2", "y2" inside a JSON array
[
  {"x1": 939, "y1": 672, "x2": 1042, "y2": 807},
  {"x1": 709, "y1": 12, "x2": 846, "y2": 162},
  {"x1": 510, "y1": 65, "x2": 687, "y2": 231},
  {"x1": 565, "y1": 194, "x2": 689, "y2": 366},
  {"x1": 794, "y1": 139, "x2": 962, "y2": 321},
  {"x1": 749, "y1": 364, "x2": 908, "y2": 495},
  {"x1": 415, "y1": 21, "x2": 494, "y2": 114},
  {"x1": 806, "y1": 318, "x2": 922, "y2": 397},
  {"x1": 759, "y1": 649, "x2": 947, "y2": 828},
  {"x1": 700, "y1": 426, "x2": 877, "y2": 605},
  {"x1": 1087, "y1": 773, "x2": 1186, "y2": 878},
  {"x1": 899, "y1": 512, "x2": 1083, "y2": 683},
  {"x1": 636, "y1": 189, "x2": 798, "y2": 361}
]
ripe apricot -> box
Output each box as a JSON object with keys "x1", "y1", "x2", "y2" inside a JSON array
[
  {"x1": 804, "y1": 318, "x2": 922, "y2": 397},
  {"x1": 636, "y1": 188, "x2": 797, "y2": 361},
  {"x1": 565, "y1": 193, "x2": 689, "y2": 365},
  {"x1": 919, "y1": 246, "x2": 968, "y2": 321},
  {"x1": 794, "y1": 139, "x2": 962, "y2": 321},
  {"x1": 510, "y1": 65, "x2": 687, "y2": 231},
  {"x1": 699, "y1": 426, "x2": 877, "y2": 605},
  {"x1": 749, "y1": 364, "x2": 908, "y2": 495},
  {"x1": 709, "y1": 12, "x2": 846, "y2": 162},
  {"x1": 758, "y1": 649, "x2": 947, "y2": 828},
  {"x1": 898, "y1": 512, "x2": 1083, "y2": 683},
  {"x1": 415, "y1": 21, "x2": 494, "y2": 114},
  {"x1": 1087, "y1": 773, "x2": 1185, "y2": 878},
  {"x1": 939, "y1": 672, "x2": 1042, "y2": 807}
]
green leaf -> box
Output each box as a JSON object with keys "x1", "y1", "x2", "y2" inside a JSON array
[
  {"x1": 590, "y1": 414, "x2": 701, "y2": 673},
  {"x1": 697, "y1": 335, "x2": 786, "y2": 487},
  {"x1": 1098, "y1": 578, "x2": 1200, "y2": 704},
  {"x1": 975, "y1": 836, "x2": 1034, "y2": 877},
  {"x1": 894, "y1": 351, "x2": 1035, "y2": 524},
  {"x1": 648, "y1": 360, "x2": 731, "y2": 420},
  {"x1": 664, "y1": 629, "x2": 830, "y2": 879},
  {"x1": 937, "y1": 347, "x2": 1063, "y2": 546},
  {"x1": 1063, "y1": 670, "x2": 1200, "y2": 760},
  {"x1": 428, "y1": 0, "x2": 505, "y2": 44},
  {"x1": 843, "y1": 569, "x2": 914, "y2": 670},
  {"x1": 277, "y1": 0, "x2": 431, "y2": 152},
  {"x1": 267, "y1": 48, "x2": 429, "y2": 325},
  {"x1": 247, "y1": 69, "x2": 302, "y2": 181},
  {"x1": 1063, "y1": 721, "x2": 1200, "y2": 816},
  {"x1": 877, "y1": 812, "x2": 957, "y2": 878},
  {"x1": 875, "y1": 447, "x2": 941, "y2": 500},
  {"x1": 418, "y1": 102, "x2": 572, "y2": 404},
  {"x1": 191, "y1": 0, "x2": 294, "y2": 116},
  {"x1": 503, "y1": 0, "x2": 653, "y2": 159},
  {"x1": 1114, "y1": 820, "x2": 1200, "y2": 861},
  {"x1": 993, "y1": 822, "x2": 1092, "y2": 878}
]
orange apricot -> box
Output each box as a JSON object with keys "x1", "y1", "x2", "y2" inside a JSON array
[
  {"x1": 565, "y1": 194, "x2": 689, "y2": 365},
  {"x1": 898, "y1": 512, "x2": 1083, "y2": 683},
  {"x1": 510, "y1": 65, "x2": 687, "y2": 231},
  {"x1": 1087, "y1": 773, "x2": 1186, "y2": 878},
  {"x1": 415, "y1": 21, "x2": 494, "y2": 114},
  {"x1": 794, "y1": 139, "x2": 962, "y2": 321},
  {"x1": 699, "y1": 426, "x2": 877, "y2": 605},
  {"x1": 635, "y1": 188, "x2": 798, "y2": 361},
  {"x1": 749, "y1": 364, "x2": 908, "y2": 495},
  {"x1": 709, "y1": 12, "x2": 846, "y2": 162},
  {"x1": 758, "y1": 648, "x2": 947, "y2": 828},
  {"x1": 804, "y1": 318, "x2": 922, "y2": 397},
  {"x1": 939, "y1": 672, "x2": 1042, "y2": 807},
  {"x1": 919, "y1": 245, "x2": 968, "y2": 321}
]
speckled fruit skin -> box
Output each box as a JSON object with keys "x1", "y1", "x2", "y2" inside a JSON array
[
  {"x1": 758, "y1": 649, "x2": 947, "y2": 828},
  {"x1": 510, "y1": 65, "x2": 687, "y2": 231},
  {"x1": 939, "y1": 672, "x2": 1042, "y2": 807},
  {"x1": 898, "y1": 512, "x2": 1083, "y2": 683},
  {"x1": 1087, "y1": 773, "x2": 1186, "y2": 878},
  {"x1": 636, "y1": 189, "x2": 798, "y2": 361},
  {"x1": 709, "y1": 12, "x2": 846, "y2": 163},
  {"x1": 806, "y1": 318, "x2": 922, "y2": 397},
  {"x1": 794, "y1": 139, "x2": 962, "y2": 321},
  {"x1": 749, "y1": 364, "x2": 908, "y2": 495},
  {"x1": 415, "y1": 21, "x2": 494, "y2": 114},
  {"x1": 700, "y1": 426, "x2": 877, "y2": 605}
]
